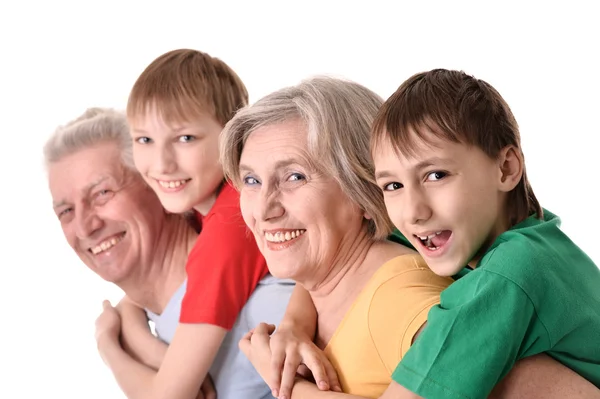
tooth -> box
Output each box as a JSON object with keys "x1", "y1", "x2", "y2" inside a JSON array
[
  {"x1": 435, "y1": 231, "x2": 442, "y2": 235},
  {"x1": 285, "y1": 232, "x2": 291, "y2": 241},
  {"x1": 291, "y1": 231, "x2": 296, "y2": 239}
]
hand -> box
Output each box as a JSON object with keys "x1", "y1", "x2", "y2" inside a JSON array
[
  {"x1": 270, "y1": 325, "x2": 341, "y2": 398},
  {"x1": 239, "y1": 323, "x2": 276, "y2": 390},
  {"x1": 95, "y1": 300, "x2": 122, "y2": 344},
  {"x1": 196, "y1": 373, "x2": 217, "y2": 399},
  {"x1": 239, "y1": 323, "x2": 341, "y2": 399}
]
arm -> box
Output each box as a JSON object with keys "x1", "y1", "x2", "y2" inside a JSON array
[
  {"x1": 277, "y1": 284, "x2": 317, "y2": 337},
  {"x1": 389, "y1": 273, "x2": 547, "y2": 399},
  {"x1": 490, "y1": 354, "x2": 600, "y2": 399},
  {"x1": 97, "y1": 320, "x2": 226, "y2": 399},
  {"x1": 117, "y1": 296, "x2": 167, "y2": 370},
  {"x1": 98, "y1": 198, "x2": 271, "y2": 399},
  {"x1": 269, "y1": 284, "x2": 342, "y2": 398},
  {"x1": 290, "y1": 378, "x2": 367, "y2": 399}
]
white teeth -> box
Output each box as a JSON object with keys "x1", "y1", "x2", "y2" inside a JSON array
[
  {"x1": 158, "y1": 179, "x2": 189, "y2": 188},
  {"x1": 417, "y1": 231, "x2": 442, "y2": 240},
  {"x1": 90, "y1": 234, "x2": 124, "y2": 255},
  {"x1": 265, "y1": 230, "x2": 305, "y2": 243}
]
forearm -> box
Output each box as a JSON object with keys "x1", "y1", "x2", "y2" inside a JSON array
[
  {"x1": 118, "y1": 299, "x2": 167, "y2": 370},
  {"x1": 98, "y1": 334, "x2": 163, "y2": 399},
  {"x1": 291, "y1": 378, "x2": 367, "y2": 399},
  {"x1": 279, "y1": 285, "x2": 317, "y2": 338},
  {"x1": 489, "y1": 354, "x2": 600, "y2": 399}
]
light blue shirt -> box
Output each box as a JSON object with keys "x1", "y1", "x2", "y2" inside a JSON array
[{"x1": 146, "y1": 274, "x2": 295, "y2": 399}]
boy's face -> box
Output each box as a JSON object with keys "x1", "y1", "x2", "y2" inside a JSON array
[
  {"x1": 129, "y1": 107, "x2": 224, "y2": 215},
  {"x1": 373, "y1": 130, "x2": 508, "y2": 275}
]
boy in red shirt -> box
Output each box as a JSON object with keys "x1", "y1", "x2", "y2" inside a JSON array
[{"x1": 96, "y1": 49, "x2": 284, "y2": 399}]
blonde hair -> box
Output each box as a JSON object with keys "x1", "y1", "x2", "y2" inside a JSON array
[
  {"x1": 43, "y1": 107, "x2": 133, "y2": 169},
  {"x1": 127, "y1": 49, "x2": 248, "y2": 126},
  {"x1": 220, "y1": 76, "x2": 394, "y2": 239}
]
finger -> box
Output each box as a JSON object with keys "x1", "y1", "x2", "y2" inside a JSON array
[
  {"x1": 253, "y1": 322, "x2": 274, "y2": 336},
  {"x1": 323, "y1": 357, "x2": 342, "y2": 392},
  {"x1": 279, "y1": 353, "x2": 301, "y2": 399},
  {"x1": 201, "y1": 379, "x2": 216, "y2": 399},
  {"x1": 302, "y1": 356, "x2": 330, "y2": 391},
  {"x1": 238, "y1": 334, "x2": 252, "y2": 357},
  {"x1": 250, "y1": 324, "x2": 273, "y2": 350},
  {"x1": 268, "y1": 343, "x2": 286, "y2": 397},
  {"x1": 102, "y1": 300, "x2": 112, "y2": 310}
]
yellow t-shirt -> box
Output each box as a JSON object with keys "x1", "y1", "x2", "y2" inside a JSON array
[{"x1": 323, "y1": 254, "x2": 453, "y2": 398}]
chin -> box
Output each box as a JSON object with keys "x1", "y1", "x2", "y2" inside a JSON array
[{"x1": 266, "y1": 265, "x2": 296, "y2": 281}]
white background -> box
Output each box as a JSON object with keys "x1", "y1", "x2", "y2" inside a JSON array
[{"x1": 1, "y1": 1, "x2": 598, "y2": 397}]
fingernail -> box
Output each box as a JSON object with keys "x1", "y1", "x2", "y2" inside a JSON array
[
  {"x1": 318, "y1": 381, "x2": 329, "y2": 390},
  {"x1": 334, "y1": 385, "x2": 342, "y2": 392}
]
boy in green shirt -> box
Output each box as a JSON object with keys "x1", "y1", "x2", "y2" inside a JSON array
[{"x1": 371, "y1": 68, "x2": 600, "y2": 398}]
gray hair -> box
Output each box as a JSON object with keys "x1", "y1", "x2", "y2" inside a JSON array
[
  {"x1": 43, "y1": 107, "x2": 134, "y2": 169},
  {"x1": 220, "y1": 76, "x2": 394, "y2": 240}
]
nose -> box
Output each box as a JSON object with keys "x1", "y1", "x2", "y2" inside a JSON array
[
  {"x1": 255, "y1": 185, "x2": 285, "y2": 222},
  {"x1": 156, "y1": 144, "x2": 177, "y2": 175},
  {"x1": 404, "y1": 186, "x2": 432, "y2": 226},
  {"x1": 75, "y1": 205, "x2": 103, "y2": 240}
]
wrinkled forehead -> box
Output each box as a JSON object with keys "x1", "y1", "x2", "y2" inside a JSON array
[
  {"x1": 48, "y1": 144, "x2": 127, "y2": 203},
  {"x1": 240, "y1": 121, "x2": 316, "y2": 171}
]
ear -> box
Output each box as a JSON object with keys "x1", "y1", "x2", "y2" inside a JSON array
[{"x1": 497, "y1": 145, "x2": 523, "y2": 192}]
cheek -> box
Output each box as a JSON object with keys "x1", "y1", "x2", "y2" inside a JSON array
[
  {"x1": 383, "y1": 196, "x2": 402, "y2": 226},
  {"x1": 239, "y1": 191, "x2": 254, "y2": 228},
  {"x1": 132, "y1": 147, "x2": 150, "y2": 171}
]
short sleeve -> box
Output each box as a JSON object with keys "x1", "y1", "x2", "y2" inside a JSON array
[
  {"x1": 179, "y1": 206, "x2": 268, "y2": 330},
  {"x1": 392, "y1": 271, "x2": 549, "y2": 399},
  {"x1": 368, "y1": 268, "x2": 452, "y2": 374}
]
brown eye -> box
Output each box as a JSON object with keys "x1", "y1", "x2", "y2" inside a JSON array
[{"x1": 383, "y1": 182, "x2": 403, "y2": 191}]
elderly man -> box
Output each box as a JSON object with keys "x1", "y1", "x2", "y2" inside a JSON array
[{"x1": 44, "y1": 107, "x2": 294, "y2": 399}]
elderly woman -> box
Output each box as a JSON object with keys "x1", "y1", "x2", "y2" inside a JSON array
[
  {"x1": 220, "y1": 77, "x2": 600, "y2": 399},
  {"x1": 220, "y1": 76, "x2": 452, "y2": 398}
]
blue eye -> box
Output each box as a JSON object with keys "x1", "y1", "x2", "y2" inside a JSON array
[
  {"x1": 136, "y1": 137, "x2": 152, "y2": 144},
  {"x1": 179, "y1": 135, "x2": 195, "y2": 143},
  {"x1": 383, "y1": 182, "x2": 403, "y2": 191},
  {"x1": 426, "y1": 171, "x2": 447, "y2": 181},
  {"x1": 243, "y1": 176, "x2": 260, "y2": 185}
]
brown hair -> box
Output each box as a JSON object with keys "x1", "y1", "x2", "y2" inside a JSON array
[
  {"x1": 371, "y1": 69, "x2": 542, "y2": 226},
  {"x1": 127, "y1": 49, "x2": 248, "y2": 126}
]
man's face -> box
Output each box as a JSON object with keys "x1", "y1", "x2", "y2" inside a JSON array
[{"x1": 48, "y1": 142, "x2": 165, "y2": 284}]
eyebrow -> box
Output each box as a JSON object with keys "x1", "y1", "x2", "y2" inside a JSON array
[
  {"x1": 52, "y1": 176, "x2": 110, "y2": 209},
  {"x1": 374, "y1": 157, "x2": 453, "y2": 180},
  {"x1": 413, "y1": 157, "x2": 454, "y2": 170},
  {"x1": 239, "y1": 158, "x2": 310, "y2": 174}
]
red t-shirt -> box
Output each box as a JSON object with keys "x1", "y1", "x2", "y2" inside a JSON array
[{"x1": 179, "y1": 183, "x2": 269, "y2": 329}]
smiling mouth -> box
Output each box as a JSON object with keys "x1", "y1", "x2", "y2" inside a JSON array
[
  {"x1": 157, "y1": 179, "x2": 191, "y2": 188},
  {"x1": 415, "y1": 230, "x2": 452, "y2": 251},
  {"x1": 89, "y1": 232, "x2": 126, "y2": 255},
  {"x1": 265, "y1": 230, "x2": 306, "y2": 243}
]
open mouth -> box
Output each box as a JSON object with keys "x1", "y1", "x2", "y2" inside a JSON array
[
  {"x1": 265, "y1": 230, "x2": 306, "y2": 243},
  {"x1": 89, "y1": 232, "x2": 126, "y2": 255},
  {"x1": 157, "y1": 179, "x2": 191, "y2": 190},
  {"x1": 415, "y1": 230, "x2": 452, "y2": 251}
]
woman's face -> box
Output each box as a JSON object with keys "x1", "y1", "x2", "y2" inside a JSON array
[{"x1": 238, "y1": 119, "x2": 366, "y2": 288}]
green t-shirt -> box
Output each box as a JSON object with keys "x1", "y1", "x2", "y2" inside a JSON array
[{"x1": 392, "y1": 209, "x2": 600, "y2": 399}]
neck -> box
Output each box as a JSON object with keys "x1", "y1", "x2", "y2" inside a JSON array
[
  {"x1": 305, "y1": 227, "x2": 374, "y2": 314},
  {"x1": 118, "y1": 214, "x2": 197, "y2": 314}
]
